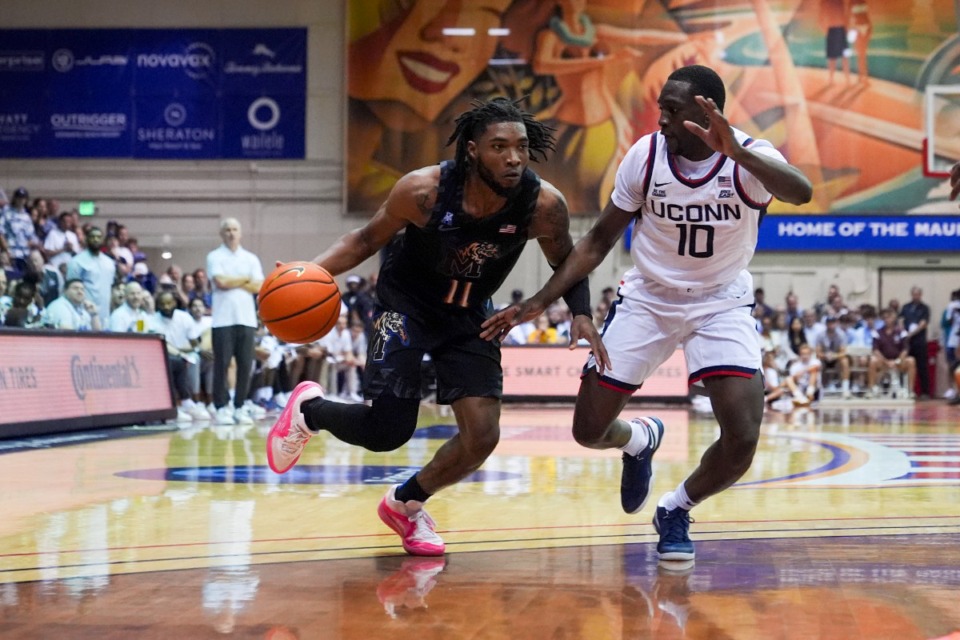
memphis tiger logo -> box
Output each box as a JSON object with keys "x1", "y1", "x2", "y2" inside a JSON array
[
  {"x1": 371, "y1": 312, "x2": 410, "y2": 362},
  {"x1": 442, "y1": 241, "x2": 499, "y2": 278}
]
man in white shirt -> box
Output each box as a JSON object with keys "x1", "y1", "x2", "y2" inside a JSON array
[
  {"x1": 109, "y1": 281, "x2": 152, "y2": 332},
  {"x1": 43, "y1": 212, "x2": 81, "y2": 271},
  {"x1": 206, "y1": 218, "x2": 264, "y2": 426},
  {"x1": 154, "y1": 290, "x2": 208, "y2": 422},
  {"x1": 41, "y1": 278, "x2": 101, "y2": 331}
]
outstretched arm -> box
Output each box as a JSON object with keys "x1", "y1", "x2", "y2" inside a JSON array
[
  {"x1": 686, "y1": 95, "x2": 813, "y2": 206},
  {"x1": 312, "y1": 167, "x2": 436, "y2": 276},
  {"x1": 481, "y1": 195, "x2": 636, "y2": 370}
]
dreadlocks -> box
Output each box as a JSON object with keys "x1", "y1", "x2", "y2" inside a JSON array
[{"x1": 446, "y1": 97, "x2": 556, "y2": 181}]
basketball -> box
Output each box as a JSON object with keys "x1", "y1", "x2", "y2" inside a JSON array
[{"x1": 257, "y1": 261, "x2": 341, "y2": 344}]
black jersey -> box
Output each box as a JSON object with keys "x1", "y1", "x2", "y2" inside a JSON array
[{"x1": 376, "y1": 160, "x2": 540, "y2": 319}]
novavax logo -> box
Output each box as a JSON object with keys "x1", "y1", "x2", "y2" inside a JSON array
[{"x1": 136, "y1": 42, "x2": 214, "y2": 80}]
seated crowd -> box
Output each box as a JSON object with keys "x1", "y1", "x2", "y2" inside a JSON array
[{"x1": 0, "y1": 185, "x2": 373, "y2": 424}]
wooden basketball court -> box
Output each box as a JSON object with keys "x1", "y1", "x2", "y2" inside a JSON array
[{"x1": 1, "y1": 400, "x2": 959, "y2": 639}]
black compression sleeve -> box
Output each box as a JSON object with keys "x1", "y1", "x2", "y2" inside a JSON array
[{"x1": 550, "y1": 263, "x2": 591, "y2": 318}]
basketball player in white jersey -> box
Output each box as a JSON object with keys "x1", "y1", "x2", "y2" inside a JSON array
[{"x1": 482, "y1": 65, "x2": 813, "y2": 562}]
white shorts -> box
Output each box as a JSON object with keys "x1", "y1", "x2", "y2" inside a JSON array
[{"x1": 584, "y1": 269, "x2": 762, "y2": 393}]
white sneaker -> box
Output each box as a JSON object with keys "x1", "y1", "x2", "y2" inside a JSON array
[
  {"x1": 215, "y1": 406, "x2": 237, "y2": 425},
  {"x1": 234, "y1": 405, "x2": 255, "y2": 425},
  {"x1": 188, "y1": 404, "x2": 211, "y2": 421},
  {"x1": 242, "y1": 400, "x2": 267, "y2": 419},
  {"x1": 176, "y1": 409, "x2": 193, "y2": 423}
]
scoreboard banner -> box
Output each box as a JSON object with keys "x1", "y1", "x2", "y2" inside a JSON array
[{"x1": 0, "y1": 28, "x2": 306, "y2": 159}]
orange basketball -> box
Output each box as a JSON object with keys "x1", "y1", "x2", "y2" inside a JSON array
[{"x1": 257, "y1": 261, "x2": 341, "y2": 344}]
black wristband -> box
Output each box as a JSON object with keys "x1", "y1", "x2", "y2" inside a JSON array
[{"x1": 549, "y1": 262, "x2": 591, "y2": 318}]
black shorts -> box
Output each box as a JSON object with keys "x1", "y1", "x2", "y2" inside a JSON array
[
  {"x1": 363, "y1": 307, "x2": 502, "y2": 404},
  {"x1": 826, "y1": 27, "x2": 846, "y2": 59}
]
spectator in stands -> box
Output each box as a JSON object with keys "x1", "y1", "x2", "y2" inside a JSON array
[
  {"x1": 342, "y1": 274, "x2": 376, "y2": 339},
  {"x1": 104, "y1": 235, "x2": 131, "y2": 277},
  {"x1": 0, "y1": 270, "x2": 9, "y2": 322},
  {"x1": 754, "y1": 287, "x2": 775, "y2": 320},
  {"x1": 943, "y1": 288, "x2": 960, "y2": 403},
  {"x1": 762, "y1": 350, "x2": 789, "y2": 410},
  {"x1": 869, "y1": 307, "x2": 915, "y2": 398},
  {"x1": 349, "y1": 320, "x2": 368, "y2": 402},
  {"x1": 155, "y1": 289, "x2": 209, "y2": 423},
  {"x1": 43, "y1": 211, "x2": 80, "y2": 271},
  {"x1": 784, "y1": 315, "x2": 806, "y2": 363},
  {"x1": 0, "y1": 249, "x2": 21, "y2": 282},
  {"x1": 126, "y1": 236, "x2": 147, "y2": 265},
  {"x1": 112, "y1": 224, "x2": 135, "y2": 270},
  {"x1": 899, "y1": 286, "x2": 930, "y2": 398},
  {"x1": 325, "y1": 315, "x2": 359, "y2": 401},
  {"x1": 801, "y1": 309, "x2": 824, "y2": 348},
  {"x1": 130, "y1": 261, "x2": 157, "y2": 295},
  {"x1": 40, "y1": 278, "x2": 99, "y2": 331},
  {"x1": 181, "y1": 272, "x2": 198, "y2": 304},
  {"x1": 785, "y1": 343, "x2": 821, "y2": 406},
  {"x1": 165, "y1": 265, "x2": 189, "y2": 308},
  {"x1": 109, "y1": 281, "x2": 152, "y2": 332},
  {"x1": 527, "y1": 314, "x2": 559, "y2": 344},
  {"x1": 1, "y1": 187, "x2": 41, "y2": 271},
  {"x1": 188, "y1": 297, "x2": 215, "y2": 408},
  {"x1": 546, "y1": 302, "x2": 571, "y2": 340},
  {"x1": 207, "y1": 217, "x2": 264, "y2": 426},
  {"x1": 192, "y1": 267, "x2": 213, "y2": 308},
  {"x1": 25, "y1": 248, "x2": 62, "y2": 307},
  {"x1": 815, "y1": 315, "x2": 852, "y2": 398},
  {"x1": 66, "y1": 226, "x2": 116, "y2": 320},
  {"x1": 784, "y1": 291, "x2": 803, "y2": 326},
  {"x1": 3, "y1": 279, "x2": 43, "y2": 328}
]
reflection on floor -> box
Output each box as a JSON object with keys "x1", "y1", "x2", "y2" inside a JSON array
[{"x1": 1, "y1": 401, "x2": 959, "y2": 639}]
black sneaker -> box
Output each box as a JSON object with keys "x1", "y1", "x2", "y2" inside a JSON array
[
  {"x1": 653, "y1": 506, "x2": 695, "y2": 561},
  {"x1": 620, "y1": 417, "x2": 664, "y2": 514}
]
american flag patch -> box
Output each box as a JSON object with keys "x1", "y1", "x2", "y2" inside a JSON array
[
  {"x1": 718, "y1": 176, "x2": 732, "y2": 187},
  {"x1": 499, "y1": 224, "x2": 517, "y2": 234}
]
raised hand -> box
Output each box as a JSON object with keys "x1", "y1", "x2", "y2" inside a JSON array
[{"x1": 684, "y1": 95, "x2": 739, "y2": 157}]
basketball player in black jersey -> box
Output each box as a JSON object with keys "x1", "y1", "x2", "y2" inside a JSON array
[{"x1": 266, "y1": 97, "x2": 606, "y2": 556}]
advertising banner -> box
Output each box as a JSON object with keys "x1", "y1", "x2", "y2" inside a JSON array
[
  {"x1": 0, "y1": 330, "x2": 175, "y2": 437},
  {"x1": 0, "y1": 28, "x2": 306, "y2": 159},
  {"x1": 757, "y1": 215, "x2": 960, "y2": 252},
  {"x1": 501, "y1": 346, "x2": 688, "y2": 400}
]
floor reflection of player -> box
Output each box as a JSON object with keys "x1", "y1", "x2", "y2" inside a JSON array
[
  {"x1": 376, "y1": 557, "x2": 446, "y2": 619},
  {"x1": 347, "y1": 0, "x2": 513, "y2": 212}
]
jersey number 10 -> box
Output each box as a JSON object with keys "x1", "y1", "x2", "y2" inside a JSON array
[{"x1": 675, "y1": 224, "x2": 715, "y2": 258}]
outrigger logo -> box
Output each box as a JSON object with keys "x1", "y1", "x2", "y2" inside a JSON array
[{"x1": 71, "y1": 355, "x2": 141, "y2": 400}]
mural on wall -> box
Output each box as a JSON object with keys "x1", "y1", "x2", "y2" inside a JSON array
[{"x1": 346, "y1": 0, "x2": 960, "y2": 216}]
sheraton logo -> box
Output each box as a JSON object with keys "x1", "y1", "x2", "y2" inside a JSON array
[{"x1": 71, "y1": 355, "x2": 141, "y2": 400}]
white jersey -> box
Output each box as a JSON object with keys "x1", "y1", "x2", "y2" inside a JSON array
[{"x1": 611, "y1": 128, "x2": 785, "y2": 290}]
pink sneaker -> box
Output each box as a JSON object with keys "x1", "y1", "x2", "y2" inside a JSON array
[
  {"x1": 377, "y1": 485, "x2": 446, "y2": 556},
  {"x1": 266, "y1": 381, "x2": 324, "y2": 474}
]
